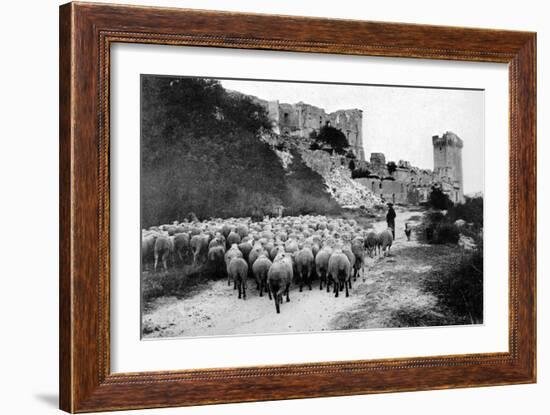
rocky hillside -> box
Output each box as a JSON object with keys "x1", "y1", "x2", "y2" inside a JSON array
[{"x1": 262, "y1": 132, "x2": 381, "y2": 209}]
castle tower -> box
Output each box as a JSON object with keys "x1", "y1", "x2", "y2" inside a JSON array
[{"x1": 432, "y1": 131, "x2": 464, "y2": 203}]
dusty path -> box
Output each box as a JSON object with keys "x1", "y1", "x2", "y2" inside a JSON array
[{"x1": 143, "y1": 207, "x2": 449, "y2": 338}]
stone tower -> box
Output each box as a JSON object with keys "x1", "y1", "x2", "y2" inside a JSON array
[{"x1": 432, "y1": 131, "x2": 464, "y2": 203}]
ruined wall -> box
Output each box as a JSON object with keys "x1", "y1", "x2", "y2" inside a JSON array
[
  {"x1": 248, "y1": 93, "x2": 365, "y2": 160},
  {"x1": 266, "y1": 100, "x2": 281, "y2": 134},
  {"x1": 295, "y1": 102, "x2": 328, "y2": 137},
  {"x1": 369, "y1": 153, "x2": 387, "y2": 176},
  {"x1": 356, "y1": 178, "x2": 420, "y2": 204},
  {"x1": 300, "y1": 148, "x2": 344, "y2": 176},
  {"x1": 278, "y1": 103, "x2": 302, "y2": 136},
  {"x1": 392, "y1": 167, "x2": 410, "y2": 182},
  {"x1": 329, "y1": 109, "x2": 364, "y2": 160}
]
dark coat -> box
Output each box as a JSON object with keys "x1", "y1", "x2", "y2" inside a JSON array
[{"x1": 386, "y1": 207, "x2": 396, "y2": 223}]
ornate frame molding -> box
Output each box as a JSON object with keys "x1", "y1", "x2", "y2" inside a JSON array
[{"x1": 60, "y1": 2, "x2": 536, "y2": 412}]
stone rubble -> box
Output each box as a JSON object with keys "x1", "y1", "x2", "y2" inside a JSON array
[
  {"x1": 274, "y1": 149, "x2": 293, "y2": 169},
  {"x1": 458, "y1": 234, "x2": 477, "y2": 250},
  {"x1": 325, "y1": 166, "x2": 382, "y2": 209}
]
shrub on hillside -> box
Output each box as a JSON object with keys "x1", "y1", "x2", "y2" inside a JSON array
[
  {"x1": 425, "y1": 246, "x2": 483, "y2": 324},
  {"x1": 433, "y1": 223, "x2": 460, "y2": 244},
  {"x1": 427, "y1": 186, "x2": 454, "y2": 210},
  {"x1": 447, "y1": 195, "x2": 483, "y2": 227},
  {"x1": 351, "y1": 167, "x2": 371, "y2": 179}
]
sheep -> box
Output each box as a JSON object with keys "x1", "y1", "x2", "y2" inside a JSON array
[
  {"x1": 174, "y1": 225, "x2": 187, "y2": 235},
  {"x1": 263, "y1": 240, "x2": 274, "y2": 255},
  {"x1": 315, "y1": 247, "x2": 333, "y2": 291},
  {"x1": 226, "y1": 230, "x2": 241, "y2": 249},
  {"x1": 351, "y1": 238, "x2": 365, "y2": 281},
  {"x1": 224, "y1": 244, "x2": 244, "y2": 288},
  {"x1": 237, "y1": 240, "x2": 253, "y2": 262},
  {"x1": 310, "y1": 242, "x2": 320, "y2": 259},
  {"x1": 284, "y1": 239, "x2": 299, "y2": 255},
  {"x1": 153, "y1": 235, "x2": 173, "y2": 273},
  {"x1": 295, "y1": 247, "x2": 315, "y2": 292},
  {"x1": 327, "y1": 250, "x2": 352, "y2": 297},
  {"x1": 207, "y1": 245, "x2": 226, "y2": 276},
  {"x1": 276, "y1": 231, "x2": 288, "y2": 242},
  {"x1": 261, "y1": 230, "x2": 275, "y2": 240},
  {"x1": 141, "y1": 233, "x2": 157, "y2": 271},
  {"x1": 221, "y1": 223, "x2": 232, "y2": 239},
  {"x1": 228, "y1": 257, "x2": 249, "y2": 299},
  {"x1": 248, "y1": 243, "x2": 265, "y2": 268},
  {"x1": 252, "y1": 254, "x2": 272, "y2": 297},
  {"x1": 267, "y1": 254, "x2": 293, "y2": 313},
  {"x1": 190, "y1": 234, "x2": 210, "y2": 265},
  {"x1": 379, "y1": 228, "x2": 393, "y2": 257},
  {"x1": 173, "y1": 232, "x2": 190, "y2": 264},
  {"x1": 270, "y1": 245, "x2": 285, "y2": 261},
  {"x1": 236, "y1": 223, "x2": 249, "y2": 239},
  {"x1": 364, "y1": 231, "x2": 379, "y2": 258},
  {"x1": 342, "y1": 245, "x2": 356, "y2": 272},
  {"x1": 188, "y1": 227, "x2": 201, "y2": 236},
  {"x1": 208, "y1": 235, "x2": 225, "y2": 252}
]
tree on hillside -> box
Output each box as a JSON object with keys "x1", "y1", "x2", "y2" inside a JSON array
[
  {"x1": 428, "y1": 186, "x2": 454, "y2": 210},
  {"x1": 387, "y1": 161, "x2": 397, "y2": 174},
  {"x1": 313, "y1": 125, "x2": 349, "y2": 155}
]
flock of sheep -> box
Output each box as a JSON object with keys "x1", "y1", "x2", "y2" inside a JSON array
[{"x1": 142, "y1": 215, "x2": 394, "y2": 314}]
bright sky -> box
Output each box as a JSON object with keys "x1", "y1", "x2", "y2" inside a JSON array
[{"x1": 221, "y1": 79, "x2": 484, "y2": 194}]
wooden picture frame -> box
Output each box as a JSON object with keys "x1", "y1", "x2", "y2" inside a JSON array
[{"x1": 59, "y1": 2, "x2": 536, "y2": 412}]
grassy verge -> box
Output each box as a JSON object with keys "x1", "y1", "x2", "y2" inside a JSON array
[
  {"x1": 142, "y1": 263, "x2": 226, "y2": 312},
  {"x1": 332, "y1": 244, "x2": 483, "y2": 329}
]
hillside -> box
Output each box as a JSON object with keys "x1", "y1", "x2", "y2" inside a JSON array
[{"x1": 141, "y1": 76, "x2": 342, "y2": 226}]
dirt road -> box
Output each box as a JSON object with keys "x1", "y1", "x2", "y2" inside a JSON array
[{"x1": 142, "y1": 207, "x2": 455, "y2": 338}]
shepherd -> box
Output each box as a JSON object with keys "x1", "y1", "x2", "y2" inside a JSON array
[{"x1": 386, "y1": 203, "x2": 396, "y2": 240}]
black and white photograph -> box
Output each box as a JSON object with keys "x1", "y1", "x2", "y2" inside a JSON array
[{"x1": 140, "y1": 75, "x2": 484, "y2": 339}]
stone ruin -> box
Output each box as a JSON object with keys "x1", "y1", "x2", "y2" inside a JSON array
[
  {"x1": 355, "y1": 131, "x2": 465, "y2": 205},
  {"x1": 229, "y1": 87, "x2": 465, "y2": 207},
  {"x1": 229, "y1": 90, "x2": 365, "y2": 161}
]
